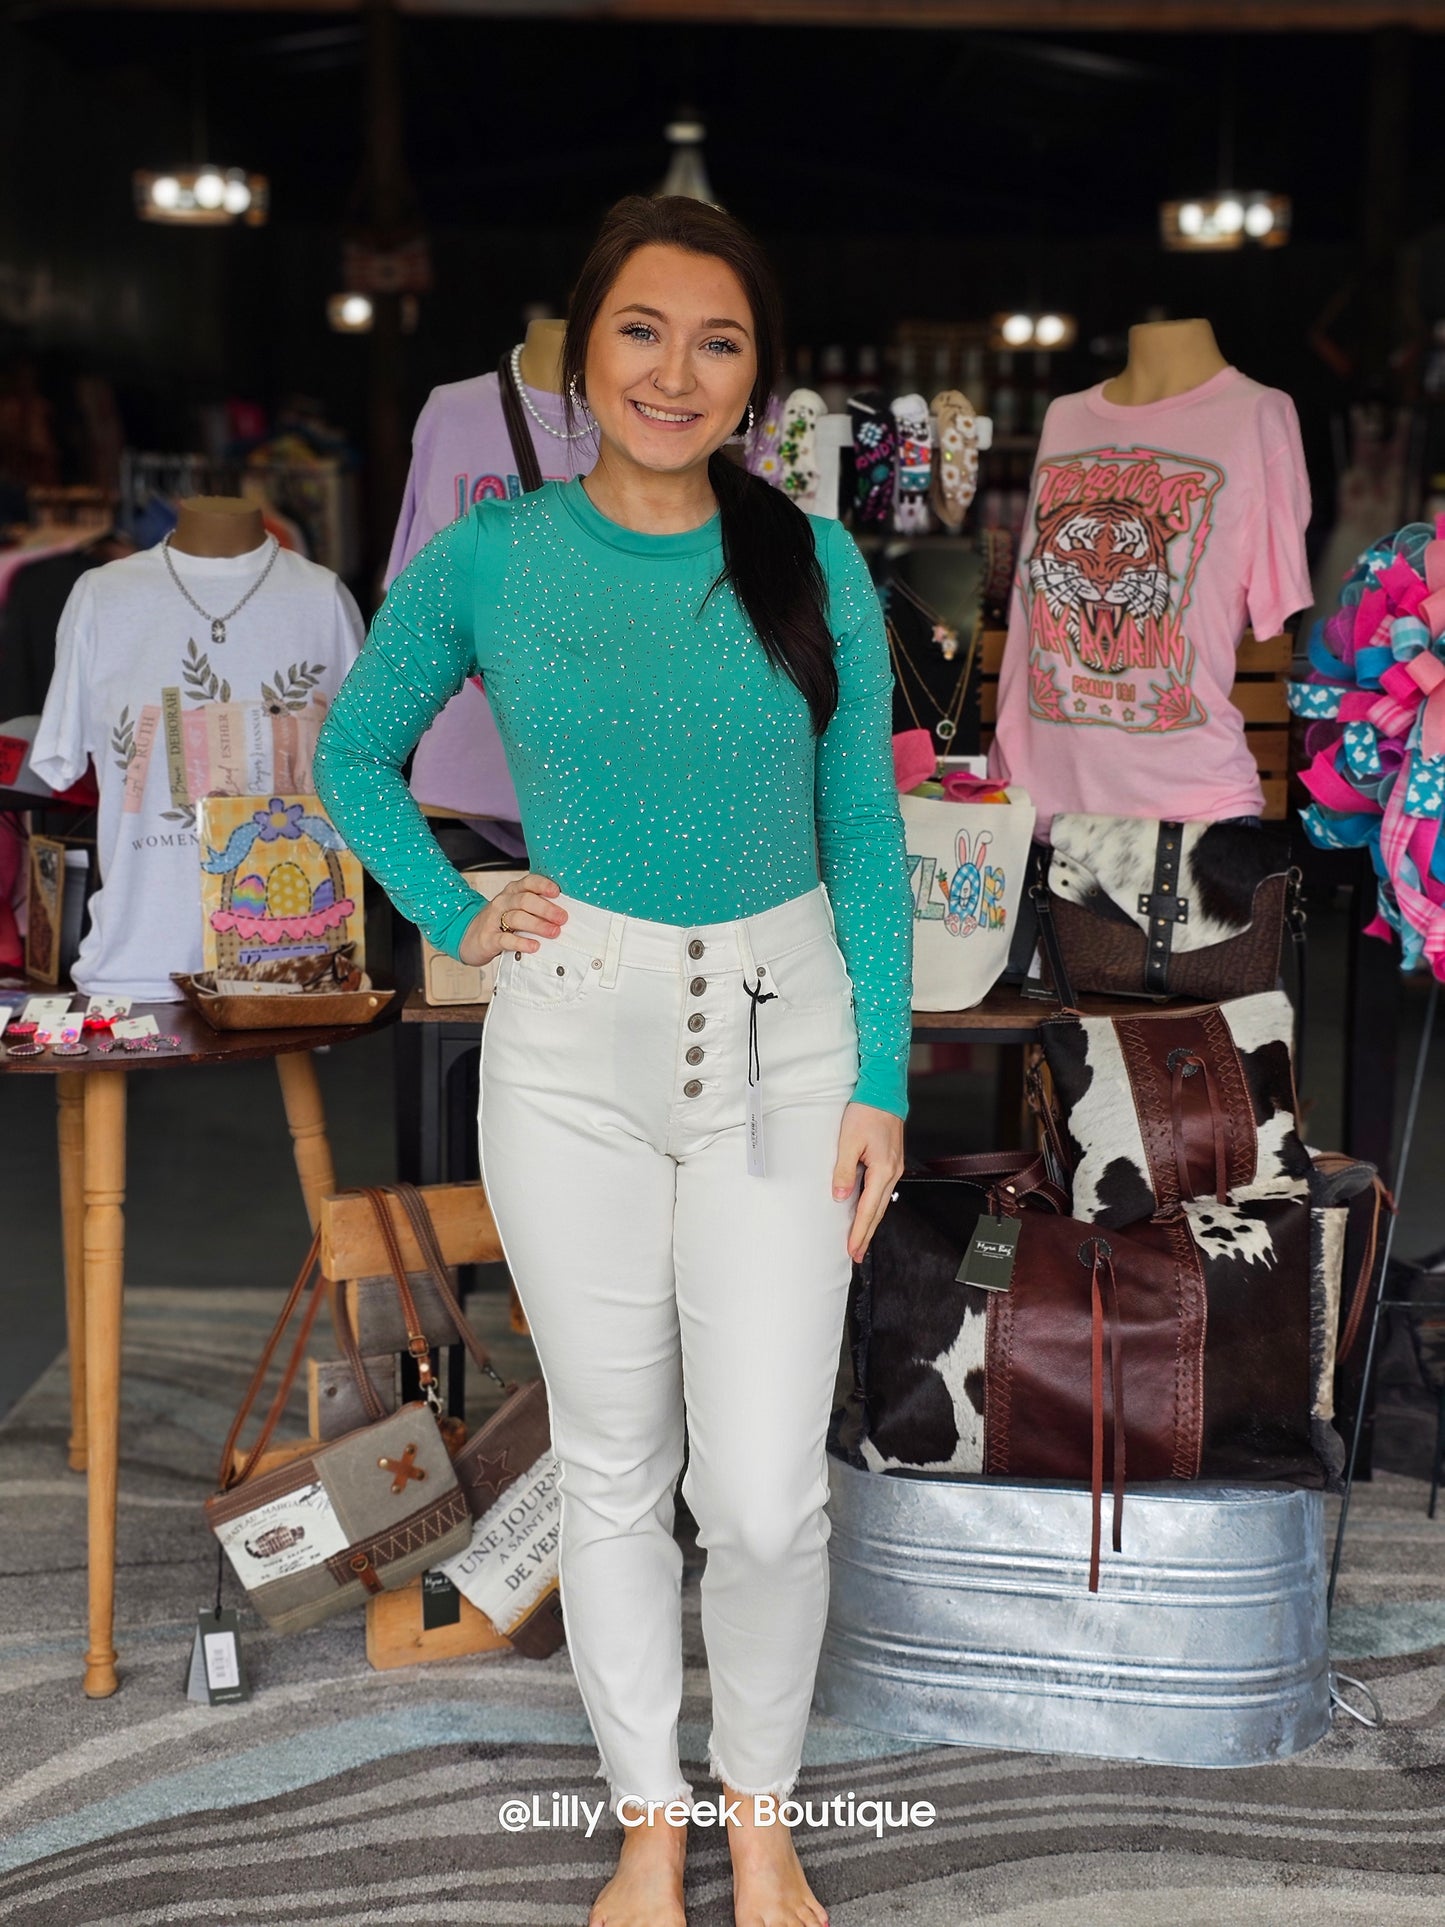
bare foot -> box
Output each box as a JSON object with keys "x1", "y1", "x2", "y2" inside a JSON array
[
  {"x1": 588, "y1": 1803, "x2": 689, "y2": 1927},
  {"x1": 723, "y1": 1785, "x2": 828, "y2": 1927}
]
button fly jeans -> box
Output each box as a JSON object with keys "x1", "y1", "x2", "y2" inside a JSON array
[{"x1": 477, "y1": 881, "x2": 862, "y2": 1817}]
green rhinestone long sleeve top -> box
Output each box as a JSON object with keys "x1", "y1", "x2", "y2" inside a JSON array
[{"x1": 312, "y1": 476, "x2": 914, "y2": 1118}]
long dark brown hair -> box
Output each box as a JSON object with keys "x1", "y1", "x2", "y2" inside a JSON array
[{"x1": 560, "y1": 195, "x2": 839, "y2": 736}]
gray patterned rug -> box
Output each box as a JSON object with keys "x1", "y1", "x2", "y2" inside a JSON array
[{"x1": 0, "y1": 1287, "x2": 1441, "y2": 1927}]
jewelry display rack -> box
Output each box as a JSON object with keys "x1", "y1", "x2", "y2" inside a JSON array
[{"x1": 812, "y1": 412, "x2": 995, "y2": 525}]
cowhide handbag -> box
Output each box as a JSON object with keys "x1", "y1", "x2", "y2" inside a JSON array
[
  {"x1": 1033, "y1": 815, "x2": 1303, "y2": 1006},
  {"x1": 843, "y1": 1153, "x2": 1342, "y2": 1592},
  {"x1": 1037, "y1": 987, "x2": 1314, "y2": 1231}
]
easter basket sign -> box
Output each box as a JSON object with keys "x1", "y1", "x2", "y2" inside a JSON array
[
  {"x1": 901, "y1": 786, "x2": 1035, "y2": 1011},
  {"x1": 198, "y1": 793, "x2": 365, "y2": 975}
]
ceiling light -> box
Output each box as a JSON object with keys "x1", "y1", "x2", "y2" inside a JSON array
[
  {"x1": 328, "y1": 293, "x2": 374, "y2": 333},
  {"x1": 326, "y1": 291, "x2": 420, "y2": 335},
  {"x1": 990, "y1": 312, "x2": 1078, "y2": 352},
  {"x1": 1160, "y1": 192, "x2": 1290, "y2": 252},
  {"x1": 134, "y1": 166, "x2": 268, "y2": 227}
]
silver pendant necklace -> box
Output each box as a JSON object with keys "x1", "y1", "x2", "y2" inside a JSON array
[
  {"x1": 509, "y1": 342, "x2": 595, "y2": 442},
  {"x1": 161, "y1": 531, "x2": 281, "y2": 646}
]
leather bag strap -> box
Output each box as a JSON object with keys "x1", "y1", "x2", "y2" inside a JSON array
[
  {"x1": 497, "y1": 353, "x2": 545, "y2": 493},
  {"x1": 1288, "y1": 867, "x2": 1309, "y2": 1092},
  {"x1": 920, "y1": 1147, "x2": 1067, "y2": 1214},
  {"x1": 1083, "y1": 1234, "x2": 1127, "y2": 1595},
  {"x1": 386, "y1": 1180, "x2": 510, "y2": 1389},
  {"x1": 1139, "y1": 821, "x2": 1189, "y2": 994},
  {"x1": 1027, "y1": 1056, "x2": 1076, "y2": 1188},
  {"x1": 217, "y1": 1226, "x2": 329, "y2": 1491},
  {"x1": 1337, "y1": 1174, "x2": 1394, "y2": 1363},
  {"x1": 1032, "y1": 864, "x2": 1080, "y2": 1015},
  {"x1": 359, "y1": 1185, "x2": 441, "y2": 1393},
  {"x1": 327, "y1": 1281, "x2": 391, "y2": 1426}
]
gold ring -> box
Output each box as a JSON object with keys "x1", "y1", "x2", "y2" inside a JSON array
[{"x1": 498, "y1": 911, "x2": 512, "y2": 935}]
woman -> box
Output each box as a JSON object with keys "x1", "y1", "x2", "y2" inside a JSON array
[{"x1": 314, "y1": 194, "x2": 913, "y2": 1927}]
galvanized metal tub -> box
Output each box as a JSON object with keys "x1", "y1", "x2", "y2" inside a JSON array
[{"x1": 814, "y1": 1456, "x2": 1330, "y2": 1768}]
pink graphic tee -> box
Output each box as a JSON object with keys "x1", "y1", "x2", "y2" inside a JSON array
[{"x1": 987, "y1": 366, "x2": 1312, "y2": 837}]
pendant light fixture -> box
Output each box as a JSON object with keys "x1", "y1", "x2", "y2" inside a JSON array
[
  {"x1": 135, "y1": 167, "x2": 268, "y2": 228},
  {"x1": 133, "y1": 46, "x2": 267, "y2": 228},
  {"x1": 660, "y1": 111, "x2": 716, "y2": 205},
  {"x1": 1159, "y1": 49, "x2": 1287, "y2": 252},
  {"x1": 1160, "y1": 193, "x2": 1290, "y2": 252}
]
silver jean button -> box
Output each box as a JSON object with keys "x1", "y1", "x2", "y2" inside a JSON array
[
  {"x1": 690, "y1": 976, "x2": 707, "y2": 996},
  {"x1": 685, "y1": 1045, "x2": 703, "y2": 1065},
  {"x1": 688, "y1": 938, "x2": 705, "y2": 959},
  {"x1": 687, "y1": 1013, "x2": 705, "y2": 1032},
  {"x1": 683, "y1": 1078, "x2": 702, "y2": 1097}
]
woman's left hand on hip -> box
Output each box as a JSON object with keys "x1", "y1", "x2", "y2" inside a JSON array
[{"x1": 832, "y1": 1102, "x2": 905, "y2": 1264}]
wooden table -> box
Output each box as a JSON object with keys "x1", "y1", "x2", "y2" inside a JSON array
[
  {"x1": 0, "y1": 997, "x2": 398, "y2": 1698},
  {"x1": 394, "y1": 980, "x2": 1148, "y2": 1188}
]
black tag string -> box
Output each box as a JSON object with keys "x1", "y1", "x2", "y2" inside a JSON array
[
  {"x1": 214, "y1": 1541, "x2": 226, "y2": 1619},
  {"x1": 743, "y1": 975, "x2": 777, "y2": 1087}
]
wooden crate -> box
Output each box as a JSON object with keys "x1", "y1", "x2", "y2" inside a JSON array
[
  {"x1": 976, "y1": 629, "x2": 1294, "y2": 821},
  {"x1": 366, "y1": 1572, "x2": 512, "y2": 1670},
  {"x1": 320, "y1": 1181, "x2": 504, "y2": 1280}
]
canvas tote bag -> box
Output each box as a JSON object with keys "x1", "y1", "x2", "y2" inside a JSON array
[{"x1": 901, "y1": 787, "x2": 1036, "y2": 1010}]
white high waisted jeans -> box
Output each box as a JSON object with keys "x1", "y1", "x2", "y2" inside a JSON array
[{"x1": 477, "y1": 881, "x2": 862, "y2": 1817}]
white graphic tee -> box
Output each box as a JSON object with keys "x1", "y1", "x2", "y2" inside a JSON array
[{"x1": 30, "y1": 540, "x2": 364, "y2": 1000}]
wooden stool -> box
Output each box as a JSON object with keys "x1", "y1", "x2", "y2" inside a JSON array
[{"x1": 316, "y1": 1182, "x2": 526, "y2": 1670}]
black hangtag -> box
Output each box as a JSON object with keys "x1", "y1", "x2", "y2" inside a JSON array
[
  {"x1": 185, "y1": 1607, "x2": 250, "y2": 1705},
  {"x1": 956, "y1": 1215, "x2": 1021, "y2": 1292},
  {"x1": 422, "y1": 1569, "x2": 462, "y2": 1630}
]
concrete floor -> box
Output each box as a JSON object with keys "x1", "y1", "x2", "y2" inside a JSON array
[{"x1": 3, "y1": 895, "x2": 1441, "y2": 1432}]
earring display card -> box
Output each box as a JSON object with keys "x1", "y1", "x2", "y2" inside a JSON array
[
  {"x1": 185, "y1": 1607, "x2": 250, "y2": 1706},
  {"x1": 111, "y1": 1015, "x2": 160, "y2": 1040}
]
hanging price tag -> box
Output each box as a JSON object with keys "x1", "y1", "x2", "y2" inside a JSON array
[
  {"x1": 185, "y1": 1607, "x2": 250, "y2": 1706},
  {"x1": 956, "y1": 1215, "x2": 1021, "y2": 1292},
  {"x1": 746, "y1": 1069, "x2": 767, "y2": 1179}
]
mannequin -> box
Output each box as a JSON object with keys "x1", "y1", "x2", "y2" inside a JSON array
[
  {"x1": 170, "y1": 495, "x2": 266, "y2": 557},
  {"x1": 29, "y1": 488, "x2": 363, "y2": 1001},
  {"x1": 517, "y1": 318, "x2": 566, "y2": 393},
  {"x1": 987, "y1": 315, "x2": 1312, "y2": 835},
  {"x1": 387, "y1": 316, "x2": 595, "y2": 838},
  {"x1": 1100, "y1": 319, "x2": 1229, "y2": 408}
]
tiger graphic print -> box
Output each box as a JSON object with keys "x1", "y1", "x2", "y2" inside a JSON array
[{"x1": 1023, "y1": 445, "x2": 1225, "y2": 733}]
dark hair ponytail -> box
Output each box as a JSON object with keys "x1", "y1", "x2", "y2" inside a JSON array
[{"x1": 560, "y1": 195, "x2": 839, "y2": 736}]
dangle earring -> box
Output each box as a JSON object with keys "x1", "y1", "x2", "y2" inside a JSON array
[
  {"x1": 567, "y1": 374, "x2": 593, "y2": 420},
  {"x1": 732, "y1": 401, "x2": 757, "y2": 444}
]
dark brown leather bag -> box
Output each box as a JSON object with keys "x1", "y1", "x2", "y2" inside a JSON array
[{"x1": 1033, "y1": 817, "x2": 1302, "y2": 1005}]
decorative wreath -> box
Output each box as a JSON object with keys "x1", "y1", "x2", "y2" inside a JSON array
[{"x1": 1291, "y1": 518, "x2": 1445, "y2": 978}]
